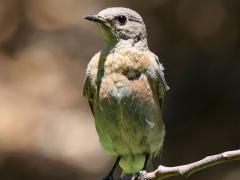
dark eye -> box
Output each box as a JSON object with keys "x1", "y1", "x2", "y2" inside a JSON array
[{"x1": 116, "y1": 15, "x2": 127, "y2": 25}]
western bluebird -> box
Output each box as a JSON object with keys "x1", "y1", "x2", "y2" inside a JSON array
[{"x1": 84, "y1": 7, "x2": 169, "y2": 180}]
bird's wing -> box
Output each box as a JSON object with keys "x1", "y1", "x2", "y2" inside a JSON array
[
  {"x1": 149, "y1": 55, "x2": 169, "y2": 108},
  {"x1": 83, "y1": 51, "x2": 101, "y2": 115},
  {"x1": 83, "y1": 75, "x2": 94, "y2": 115},
  {"x1": 154, "y1": 56, "x2": 170, "y2": 92}
]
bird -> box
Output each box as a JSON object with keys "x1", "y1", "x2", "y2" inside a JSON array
[{"x1": 83, "y1": 7, "x2": 169, "y2": 180}]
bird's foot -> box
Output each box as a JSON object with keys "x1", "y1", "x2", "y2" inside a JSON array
[
  {"x1": 134, "y1": 170, "x2": 147, "y2": 180},
  {"x1": 117, "y1": 171, "x2": 147, "y2": 180},
  {"x1": 102, "y1": 175, "x2": 115, "y2": 180}
]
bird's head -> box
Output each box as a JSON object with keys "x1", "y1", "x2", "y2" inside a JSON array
[{"x1": 85, "y1": 7, "x2": 147, "y2": 48}]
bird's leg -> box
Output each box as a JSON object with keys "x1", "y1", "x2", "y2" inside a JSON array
[
  {"x1": 142, "y1": 153, "x2": 150, "y2": 171},
  {"x1": 103, "y1": 156, "x2": 121, "y2": 180},
  {"x1": 134, "y1": 154, "x2": 150, "y2": 180},
  {"x1": 117, "y1": 175, "x2": 132, "y2": 180}
]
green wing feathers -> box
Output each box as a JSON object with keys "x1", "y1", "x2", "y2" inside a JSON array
[{"x1": 83, "y1": 75, "x2": 94, "y2": 114}]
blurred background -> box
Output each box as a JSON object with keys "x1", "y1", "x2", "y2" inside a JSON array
[{"x1": 0, "y1": 0, "x2": 239, "y2": 179}]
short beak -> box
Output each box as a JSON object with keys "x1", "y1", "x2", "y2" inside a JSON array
[{"x1": 84, "y1": 15, "x2": 105, "y2": 23}]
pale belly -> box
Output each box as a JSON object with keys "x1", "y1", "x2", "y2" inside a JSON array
[{"x1": 94, "y1": 74, "x2": 165, "y2": 157}]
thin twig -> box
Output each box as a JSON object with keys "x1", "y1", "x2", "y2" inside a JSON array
[{"x1": 144, "y1": 149, "x2": 240, "y2": 180}]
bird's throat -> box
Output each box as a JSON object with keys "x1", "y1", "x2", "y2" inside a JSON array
[
  {"x1": 98, "y1": 23, "x2": 118, "y2": 47},
  {"x1": 98, "y1": 23, "x2": 148, "y2": 52}
]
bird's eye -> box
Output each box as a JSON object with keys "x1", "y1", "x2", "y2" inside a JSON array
[{"x1": 116, "y1": 15, "x2": 127, "y2": 25}]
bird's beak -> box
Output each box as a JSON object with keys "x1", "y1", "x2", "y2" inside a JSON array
[{"x1": 84, "y1": 15, "x2": 105, "y2": 23}]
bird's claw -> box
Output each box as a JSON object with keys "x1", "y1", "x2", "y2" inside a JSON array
[
  {"x1": 117, "y1": 171, "x2": 147, "y2": 180},
  {"x1": 134, "y1": 170, "x2": 147, "y2": 180}
]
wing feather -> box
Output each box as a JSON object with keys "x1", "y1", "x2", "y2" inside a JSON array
[
  {"x1": 83, "y1": 75, "x2": 94, "y2": 114},
  {"x1": 152, "y1": 55, "x2": 170, "y2": 108}
]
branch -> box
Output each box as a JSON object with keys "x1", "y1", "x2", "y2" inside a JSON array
[{"x1": 143, "y1": 149, "x2": 240, "y2": 180}]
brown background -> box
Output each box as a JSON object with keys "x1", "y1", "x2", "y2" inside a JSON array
[{"x1": 0, "y1": 0, "x2": 239, "y2": 180}]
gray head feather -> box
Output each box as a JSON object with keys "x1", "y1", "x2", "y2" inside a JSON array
[
  {"x1": 95, "y1": 7, "x2": 148, "y2": 49},
  {"x1": 98, "y1": 7, "x2": 144, "y2": 23}
]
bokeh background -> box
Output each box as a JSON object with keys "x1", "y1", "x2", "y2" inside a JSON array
[{"x1": 0, "y1": 0, "x2": 239, "y2": 179}]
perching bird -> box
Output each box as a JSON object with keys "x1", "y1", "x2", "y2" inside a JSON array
[{"x1": 83, "y1": 7, "x2": 169, "y2": 180}]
